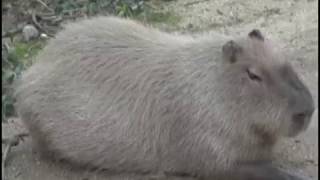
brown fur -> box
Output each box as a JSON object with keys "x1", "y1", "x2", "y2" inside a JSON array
[{"x1": 14, "y1": 17, "x2": 314, "y2": 179}]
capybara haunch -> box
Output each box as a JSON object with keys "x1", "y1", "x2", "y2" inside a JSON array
[{"x1": 14, "y1": 17, "x2": 315, "y2": 180}]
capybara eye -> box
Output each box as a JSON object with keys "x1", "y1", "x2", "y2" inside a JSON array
[{"x1": 246, "y1": 68, "x2": 262, "y2": 82}]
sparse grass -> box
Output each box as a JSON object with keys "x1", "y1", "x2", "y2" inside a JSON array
[
  {"x1": 143, "y1": 11, "x2": 181, "y2": 25},
  {"x1": 52, "y1": 0, "x2": 181, "y2": 25},
  {"x1": 53, "y1": 0, "x2": 147, "y2": 18}
]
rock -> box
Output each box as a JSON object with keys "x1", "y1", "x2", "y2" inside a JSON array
[{"x1": 22, "y1": 25, "x2": 39, "y2": 41}]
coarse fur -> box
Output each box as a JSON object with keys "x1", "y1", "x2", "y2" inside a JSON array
[{"x1": 14, "y1": 16, "x2": 314, "y2": 179}]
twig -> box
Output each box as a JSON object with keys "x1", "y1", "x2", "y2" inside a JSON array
[
  {"x1": 2, "y1": 144, "x2": 11, "y2": 180},
  {"x1": 3, "y1": 42, "x2": 10, "y2": 51},
  {"x1": 184, "y1": 0, "x2": 209, "y2": 7},
  {"x1": 31, "y1": 11, "x2": 54, "y2": 37},
  {"x1": 35, "y1": 0, "x2": 54, "y2": 13},
  {"x1": 2, "y1": 133, "x2": 29, "y2": 180},
  {"x1": 2, "y1": 27, "x2": 23, "y2": 38},
  {"x1": 39, "y1": 15, "x2": 58, "y2": 21},
  {"x1": 31, "y1": 11, "x2": 46, "y2": 33},
  {"x1": 37, "y1": 12, "x2": 55, "y2": 17}
]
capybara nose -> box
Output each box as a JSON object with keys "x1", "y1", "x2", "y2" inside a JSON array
[{"x1": 292, "y1": 106, "x2": 315, "y2": 126}]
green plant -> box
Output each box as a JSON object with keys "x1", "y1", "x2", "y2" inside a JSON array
[
  {"x1": 2, "y1": 46, "x2": 22, "y2": 121},
  {"x1": 2, "y1": 95, "x2": 15, "y2": 122},
  {"x1": 115, "y1": 0, "x2": 145, "y2": 17},
  {"x1": 2, "y1": 40, "x2": 45, "y2": 121}
]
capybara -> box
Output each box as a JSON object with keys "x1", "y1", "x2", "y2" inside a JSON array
[{"x1": 14, "y1": 17, "x2": 315, "y2": 180}]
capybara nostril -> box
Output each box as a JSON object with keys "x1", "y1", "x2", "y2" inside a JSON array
[
  {"x1": 292, "y1": 105, "x2": 314, "y2": 126},
  {"x1": 292, "y1": 112, "x2": 307, "y2": 125}
]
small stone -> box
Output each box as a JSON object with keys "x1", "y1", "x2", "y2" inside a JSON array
[
  {"x1": 40, "y1": 33, "x2": 48, "y2": 39},
  {"x1": 216, "y1": 9, "x2": 223, "y2": 15},
  {"x1": 187, "y1": 23, "x2": 193, "y2": 29},
  {"x1": 22, "y1": 25, "x2": 39, "y2": 41},
  {"x1": 294, "y1": 139, "x2": 301, "y2": 143}
]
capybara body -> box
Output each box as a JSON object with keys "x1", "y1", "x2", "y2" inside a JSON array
[{"x1": 14, "y1": 17, "x2": 314, "y2": 179}]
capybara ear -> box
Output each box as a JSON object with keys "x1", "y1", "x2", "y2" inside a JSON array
[
  {"x1": 248, "y1": 29, "x2": 264, "y2": 41},
  {"x1": 222, "y1": 40, "x2": 242, "y2": 63}
]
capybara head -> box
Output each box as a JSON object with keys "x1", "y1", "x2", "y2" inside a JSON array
[{"x1": 219, "y1": 29, "x2": 314, "y2": 139}]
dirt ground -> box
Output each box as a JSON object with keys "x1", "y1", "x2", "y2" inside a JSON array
[{"x1": 2, "y1": 0, "x2": 318, "y2": 180}]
